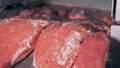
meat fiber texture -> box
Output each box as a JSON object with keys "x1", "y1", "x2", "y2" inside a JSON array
[
  {"x1": 72, "y1": 32, "x2": 110, "y2": 68},
  {"x1": 0, "y1": 19, "x2": 52, "y2": 68},
  {"x1": 34, "y1": 19, "x2": 111, "y2": 68}
]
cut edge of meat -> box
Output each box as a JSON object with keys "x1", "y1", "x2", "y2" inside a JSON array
[
  {"x1": 33, "y1": 51, "x2": 38, "y2": 68},
  {"x1": 10, "y1": 20, "x2": 41, "y2": 65},
  {"x1": 11, "y1": 48, "x2": 33, "y2": 65},
  {"x1": 10, "y1": 19, "x2": 53, "y2": 65}
]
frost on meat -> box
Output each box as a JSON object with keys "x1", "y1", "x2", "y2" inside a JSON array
[
  {"x1": 34, "y1": 19, "x2": 111, "y2": 68},
  {"x1": 34, "y1": 22, "x2": 90, "y2": 68},
  {"x1": 0, "y1": 19, "x2": 52, "y2": 68}
]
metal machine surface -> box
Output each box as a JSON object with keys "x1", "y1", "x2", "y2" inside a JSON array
[
  {"x1": 0, "y1": 0, "x2": 21, "y2": 8},
  {"x1": 0, "y1": 0, "x2": 120, "y2": 68}
]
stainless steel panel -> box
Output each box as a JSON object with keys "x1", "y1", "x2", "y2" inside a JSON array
[
  {"x1": 110, "y1": 25, "x2": 120, "y2": 68},
  {"x1": 111, "y1": 0, "x2": 120, "y2": 22},
  {"x1": 115, "y1": 0, "x2": 120, "y2": 21},
  {"x1": 44, "y1": 0, "x2": 112, "y2": 11}
]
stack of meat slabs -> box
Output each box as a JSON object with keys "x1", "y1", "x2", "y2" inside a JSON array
[
  {"x1": 0, "y1": 18, "x2": 52, "y2": 68},
  {"x1": 34, "y1": 19, "x2": 112, "y2": 68},
  {"x1": 0, "y1": 4, "x2": 113, "y2": 68}
]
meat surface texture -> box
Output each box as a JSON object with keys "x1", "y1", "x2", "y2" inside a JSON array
[
  {"x1": 34, "y1": 19, "x2": 111, "y2": 68},
  {"x1": 0, "y1": 4, "x2": 112, "y2": 68},
  {"x1": 72, "y1": 32, "x2": 110, "y2": 68},
  {"x1": 0, "y1": 19, "x2": 52, "y2": 68},
  {"x1": 34, "y1": 22, "x2": 90, "y2": 68}
]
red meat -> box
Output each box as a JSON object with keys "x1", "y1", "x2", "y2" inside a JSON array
[
  {"x1": 94, "y1": 16, "x2": 113, "y2": 27},
  {"x1": 33, "y1": 8, "x2": 53, "y2": 19},
  {"x1": 68, "y1": 8, "x2": 113, "y2": 27},
  {"x1": 68, "y1": 8, "x2": 87, "y2": 20},
  {"x1": 34, "y1": 22, "x2": 90, "y2": 68},
  {"x1": 34, "y1": 19, "x2": 111, "y2": 68},
  {"x1": 57, "y1": 10, "x2": 67, "y2": 18},
  {"x1": 18, "y1": 7, "x2": 41, "y2": 18},
  {"x1": 18, "y1": 6, "x2": 53, "y2": 19},
  {"x1": 18, "y1": 5, "x2": 69, "y2": 21},
  {"x1": 0, "y1": 4, "x2": 112, "y2": 68},
  {"x1": 0, "y1": 19, "x2": 52, "y2": 68},
  {"x1": 19, "y1": 9, "x2": 35, "y2": 18},
  {"x1": 0, "y1": 17, "x2": 19, "y2": 26},
  {"x1": 72, "y1": 32, "x2": 110, "y2": 68}
]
